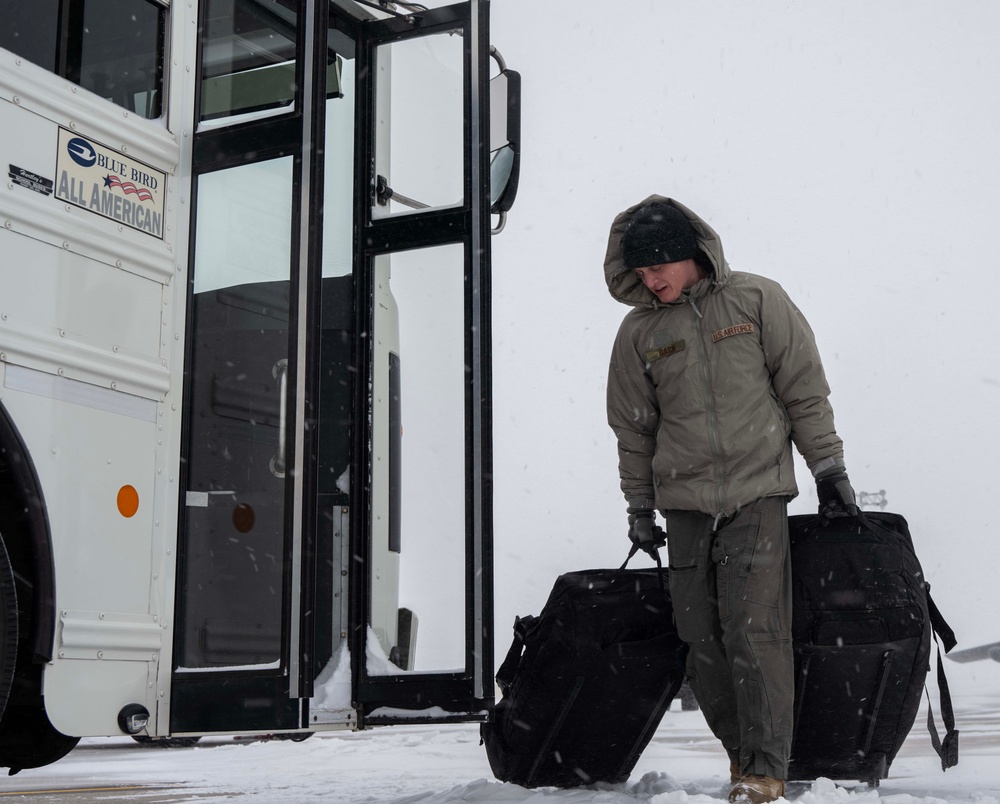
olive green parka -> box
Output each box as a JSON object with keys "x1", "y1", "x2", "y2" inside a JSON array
[{"x1": 605, "y1": 195, "x2": 845, "y2": 517}]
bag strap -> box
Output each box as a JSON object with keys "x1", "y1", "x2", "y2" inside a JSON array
[
  {"x1": 925, "y1": 628, "x2": 960, "y2": 770},
  {"x1": 621, "y1": 543, "x2": 665, "y2": 590},
  {"x1": 927, "y1": 586, "x2": 957, "y2": 652},
  {"x1": 495, "y1": 614, "x2": 536, "y2": 693},
  {"x1": 924, "y1": 583, "x2": 959, "y2": 769},
  {"x1": 824, "y1": 512, "x2": 959, "y2": 769}
]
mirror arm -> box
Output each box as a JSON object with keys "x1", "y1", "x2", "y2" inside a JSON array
[
  {"x1": 375, "y1": 174, "x2": 430, "y2": 210},
  {"x1": 489, "y1": 45, "x2": 507, "y2": 73}
]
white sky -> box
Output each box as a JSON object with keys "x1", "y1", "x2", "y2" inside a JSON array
[{"x1": 473, "y1": 0, "x2": 1000, "y2": 662}]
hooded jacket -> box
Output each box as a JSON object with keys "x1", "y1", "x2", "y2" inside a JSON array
[{"x1": 605, "y1": 195, "x2": 845, "y2": 517}]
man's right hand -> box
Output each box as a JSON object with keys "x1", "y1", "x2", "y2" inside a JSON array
[{"x1": 627, "y1": 509, "x2": 666, "y2": 558}]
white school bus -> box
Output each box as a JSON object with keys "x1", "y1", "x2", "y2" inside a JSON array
[{"x1": 0, "y1": 0, "x2": 519, "y2": 771}]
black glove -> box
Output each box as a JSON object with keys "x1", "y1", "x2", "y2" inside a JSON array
[
  {"x1": 627, "y1": 508, "x2": 666, "y2": 558},
  {"x1": 816, "y1": 471, "x2": 858, "y2": 518}
]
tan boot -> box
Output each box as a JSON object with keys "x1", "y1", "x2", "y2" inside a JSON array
[
  {"x1": 729, "y1": 774, "x2": 785, "y2": 803},
  {"x1": 730, "y1": 762, "x2": 741, "y2": 784}
]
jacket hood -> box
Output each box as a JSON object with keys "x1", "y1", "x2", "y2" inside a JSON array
[{"x1": 604, "y1": 195, "x2": 730, "y2": 308}]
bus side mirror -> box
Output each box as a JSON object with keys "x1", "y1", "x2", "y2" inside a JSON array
[{"x1": 489, "y1": 49, "x2": 520, "y2": 224}]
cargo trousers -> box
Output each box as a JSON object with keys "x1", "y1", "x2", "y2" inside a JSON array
[{"x1": 664, "y1": 496, "x2": 793, "y2": 780}]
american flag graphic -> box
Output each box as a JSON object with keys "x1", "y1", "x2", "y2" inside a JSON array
[{"x1": 104, "y1": 174, "x2": 154, "y2": 202}]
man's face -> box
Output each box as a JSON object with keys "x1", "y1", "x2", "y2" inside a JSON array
[{"x1": 634, "y1": 259, "x2": 702, "y2": 304}]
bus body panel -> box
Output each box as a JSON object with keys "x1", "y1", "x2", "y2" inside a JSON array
[{"x1": 0, "y1": 3, "x2": 194, "y2": 741}]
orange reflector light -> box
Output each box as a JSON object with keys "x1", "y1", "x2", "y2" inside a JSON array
[
  {"x1": 233, "y1": 503, "x2": 255, "y2": 534},
  {"x1": 117, "y1": 485, "x2": 139, "y2": 518}
]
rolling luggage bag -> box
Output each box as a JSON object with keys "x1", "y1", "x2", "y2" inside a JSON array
[
  {"x1": 482, "y1": 554, "x2": 687, "y2": 788},
  {"x1": 787, "y1": 511, "x2": 958, "y2": 784}
]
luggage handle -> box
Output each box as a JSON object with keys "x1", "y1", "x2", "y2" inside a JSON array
[{"x1": 621, "y1": 544, "x2": 666, "y2": 591}]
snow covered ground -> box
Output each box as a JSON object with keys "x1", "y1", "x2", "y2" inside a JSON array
[{"x1": 1, "y1": 660, "x2": 996, "y2": 803}]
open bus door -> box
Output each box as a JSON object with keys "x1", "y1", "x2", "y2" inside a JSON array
[
  {"x1": 171, "y1": 0, "x2": 516, "y2": 737},
  {"x1": 349, "y1": 0, "x2": 501, "y2": 726}
]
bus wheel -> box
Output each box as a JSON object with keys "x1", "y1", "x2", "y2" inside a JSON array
[
  {"x1": 0, "y1": 533, "x2": 17, "y2": 724},
  {"x1": 278, "y1": 732, "x2": 313, "y2": 742},
  {"x1": 0, "y1": 701, "x2": 80, "y2": 773},
  {"x1": 132, "y1": 735, "x2": 202, "y2": 748},
  {"x1": 0, "y1": 532, "x2": 79, "y2": 773}
]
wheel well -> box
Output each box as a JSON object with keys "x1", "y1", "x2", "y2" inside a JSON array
[{"x1": 0, "y1": 400, "x2": 56, "y2": 665}]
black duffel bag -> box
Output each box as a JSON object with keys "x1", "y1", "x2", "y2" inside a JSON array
[
  {"x1": 788, "y1": 510, "x2": 958, "y2": 784},
  {"x1": 482, "y1": 553, "x2": 687, "y2": 788}
]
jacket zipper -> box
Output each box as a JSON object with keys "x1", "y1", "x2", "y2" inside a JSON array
[{"x1": 688, "y1": 298, "x2": 727, "y2": 517}]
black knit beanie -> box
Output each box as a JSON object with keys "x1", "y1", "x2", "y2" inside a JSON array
[{"x1": 621, "y1": 202, "x2": 698, "y2": 270}]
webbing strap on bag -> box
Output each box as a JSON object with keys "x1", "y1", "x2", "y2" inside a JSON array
[
  {"x1": 925, "y1": 602, "x2": 960, "y2": 770},
  {"x1": 839, "y1": 512, "x2": 959, "y2": 770},
  {"x1": 496, "y1": 615, "x2": 536, "y2": 694}
]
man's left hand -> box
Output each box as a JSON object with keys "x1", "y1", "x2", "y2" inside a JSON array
[{"x1": 816, "y1": 471, "x2": 858, "y2": 518}]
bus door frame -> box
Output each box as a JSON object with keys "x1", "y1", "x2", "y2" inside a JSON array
[{"x1": 349, "y1": 0, "x2": 495, "y2": 725}]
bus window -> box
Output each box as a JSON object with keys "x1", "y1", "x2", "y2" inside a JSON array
[
  {"x1": 372, "y1": 31, "x2": 464, "y2": 217},
  {"x1": 0, "y1": 0, "x2": 165, "y2": 120},
  {"x1": 322, "y1": 42, "x2": 356, "y2": 280},
  {"x1": 200, "y1": 0, "x2": 300, "y2": 123}
]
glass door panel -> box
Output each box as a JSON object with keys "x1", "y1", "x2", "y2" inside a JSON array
[
  {"x1": 372, "y1": 31, "x2": 464, "y2": 217},
  {"x1": 177, "y1": 156, "x2": 294, "y2": 675},
  {"x1": 368, "y1": 244, "x2": 466, "y2": 675}
]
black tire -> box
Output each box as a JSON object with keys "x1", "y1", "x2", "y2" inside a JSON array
[
  {"x1": 0, "y1": 533, "x2": 17, "y2": 724},
  {"x1": 132, "y1": 735, "x2": 202, "y2": 748}
]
